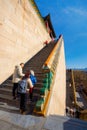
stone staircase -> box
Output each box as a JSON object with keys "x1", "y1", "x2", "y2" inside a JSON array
[{"x1": 0, "y1": 40, "x2": 57, "y2": 115}]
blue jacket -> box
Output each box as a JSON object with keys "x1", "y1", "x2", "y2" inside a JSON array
[{"x1": 30, "y1": 74, "x2": 37, "y2": 86}]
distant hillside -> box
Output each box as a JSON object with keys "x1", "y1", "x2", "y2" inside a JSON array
[
  {"x1": 67, "y1": 69, "x2": 87, "y2": 88},
  {"x1": 67, "y1": 68, "x2": 87, "y2": 72},
  {"x1": 84, "y1": 68, "x2": 87, "y2": 71}
]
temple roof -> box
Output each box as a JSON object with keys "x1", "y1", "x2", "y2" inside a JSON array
[{"x1": 43, "y1": 14, "x2": 56, "y2": 38}]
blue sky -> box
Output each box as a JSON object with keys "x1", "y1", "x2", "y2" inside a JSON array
[{"x1": 35, "y1": 0, "x2": 87, "y2": 68}]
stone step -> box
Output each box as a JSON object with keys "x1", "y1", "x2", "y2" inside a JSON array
[
  {"x1": 0, "y1": 100, "x2": 36, "y2": 115},
  {"x1": 33, "y1": 87, "x2": 41, "y2": 93},
  {"x1": 24, "y1": 66, "x2": 42, "y2": 70},
  {"x1": 0, "y1": 87, "x2": 41, "y2": 99},
  {"x1": 0, "y1": 92, "x2": 40, "y2": 107},
  {"x1": 1, "y1": 83, "x2": 13, "y2": 88},
  {"x1": 0, "y1": 88, "x2": 12, "y2": 95},
  {"x1": 25, "y1": 63, "x2": 43, "y2": 67},
  {"x1": 35, "y1": 82, "x2": 43, "y2": 88},
  {"x1": 1, "y1": 75, "x2": 44, "y2": 86},
  {"x1": 0, "y1": 94, "x2": 19, "y2": 107},
  {"x1": 3, "y1": 79, "x2": 12, "y2": 84},
  {"x1": 3, "y1": 77, "x2": 43, "y2": 84},
  {"x1": 1, "y1": 79, "x2": 43, "y2": 87},
  {"x1": 1, "y1": 82, "x2": 43, "y2": 91},
  {"x1": 0, "y1": 84, "x2": 42, "y2": 95},
  {"x1": 0, "y1": 102, "x2": 19, "y2": 114},
  {"x1": 36, "y1": 79, "x2": 43, "y2": 82}
]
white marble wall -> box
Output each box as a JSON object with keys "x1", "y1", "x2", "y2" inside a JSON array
[
  {"x1": 47, "y1": 40, "x2": 66, "y2": 116},
  {"x1": 0, "y1": 0, "x2": 51, "y2": 84}
]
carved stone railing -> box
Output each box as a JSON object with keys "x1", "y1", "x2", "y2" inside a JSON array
[{"x1": 34, "y1": 36, "x2": 63, "y2": 115}]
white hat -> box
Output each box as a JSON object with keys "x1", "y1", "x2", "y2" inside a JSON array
[{"x1": 30, "y1": 70, "x2": 34, "y2": 76}]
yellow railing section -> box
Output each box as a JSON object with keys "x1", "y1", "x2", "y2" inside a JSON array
[
  {"x1": 34, "y1": 36, "x2": 63, "y2": 116},
  {"x1": 44, "y1": 36, "x2": 62, "y2": 70}
]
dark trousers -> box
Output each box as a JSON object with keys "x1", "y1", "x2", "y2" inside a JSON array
[
  {"x1": 12, "y1": 83, "x2": 18, "y2": 97},
  {"x1": 20, "y1": 93, "x2": 27, "y2": 112},
  {"x1": 29, "y1": 88, "x2": 33, "y2": 100}
]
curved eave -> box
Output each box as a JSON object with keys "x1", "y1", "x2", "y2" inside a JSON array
[{"x1": 43, "y1": 14, "x2": 56, "y2": 38}]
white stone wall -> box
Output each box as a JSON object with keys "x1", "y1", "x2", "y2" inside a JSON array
[
  {"x1": 0, "y1": 0, "x2": 51, "y2": 84},
  {"x1": 47, "y1": 40, "x2": 66, "y2": 116}
]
